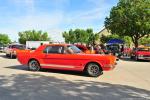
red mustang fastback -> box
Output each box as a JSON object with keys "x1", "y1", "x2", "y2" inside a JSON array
[{"x1": 17, "y1": 44, "x2": 117, "y2": 77}]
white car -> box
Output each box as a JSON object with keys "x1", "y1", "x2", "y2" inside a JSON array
[{"x1": 5, "y1": 44, "x2": 25, "y2": 58}]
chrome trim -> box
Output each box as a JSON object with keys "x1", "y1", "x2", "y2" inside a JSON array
[{"x1": 40, "y1": 64, "x2": 75, "y2": 68}]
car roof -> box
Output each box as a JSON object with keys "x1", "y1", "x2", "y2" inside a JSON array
[
  {"x1": 9, "y1": 44, "x2": 24, "y2": 46},
  {"x1": 43, "y1": 43, "x2": 71, "y2": 47}
]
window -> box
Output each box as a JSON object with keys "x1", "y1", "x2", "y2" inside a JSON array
[
  {"x1": 43, "y1": 46, "x2": 64, "y2": 54},
  {"x1": 67, "y1": 45, "x2": 81, "y2": 53},
  {"x1": 10, "y1": 45, "x2": 25, "y2": 49}
]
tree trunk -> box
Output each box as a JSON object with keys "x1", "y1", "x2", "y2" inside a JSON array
[
  {"x1": 132, "y1": 36, "x2": 139, "y2": 48},
  {"x1": 134, "y1": 39, "x2": 139, "y2": 48}
]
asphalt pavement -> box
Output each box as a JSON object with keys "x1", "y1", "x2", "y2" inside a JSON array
[{"x1": 0, "y1": 53, "x2": 150, "y2": 100}]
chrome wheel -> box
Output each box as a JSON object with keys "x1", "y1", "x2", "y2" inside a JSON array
[
  {"x1": 135, "y1": 56, "x2": 139, "y2": 61},
  {"x1": 28, "y1": 60, "x2": 40, "y2": 71},
  {"x1": 86, "y1": 63, "x2": 102, "y2": 77}
]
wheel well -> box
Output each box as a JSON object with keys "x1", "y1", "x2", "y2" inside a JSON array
[{"x1": 84, "y1": 62, "x2": 103, "y2": 71}]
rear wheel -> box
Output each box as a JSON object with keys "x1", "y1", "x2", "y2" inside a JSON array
[
  {"x1": 6, "y1": 54, "x2": 10, "y2": 57},
  {"x1": 28, "y1": 60, "x2": 40, "y2": 71},
  {"x1": 85, "y1": 63, "x2": 103, "y2": 77}
]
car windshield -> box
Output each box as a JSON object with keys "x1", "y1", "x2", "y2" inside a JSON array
[
  {"x1": 138, "y1": 48, "x2": 150, "y2": 51},
  {"x1": 67, "y1": 45, "x2": 81, "y2": 53}
]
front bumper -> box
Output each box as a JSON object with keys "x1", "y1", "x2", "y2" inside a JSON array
[
  {"x1": 138, "y1": 57, "x2": 150, "y2": 60},
  {"x1": 103, "y1": 63, "x2": 117, "y2": 71}
]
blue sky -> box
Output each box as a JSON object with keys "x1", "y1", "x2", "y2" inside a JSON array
[{"x1": 0, "y1": 0, "x2": 118, "y2": 42}]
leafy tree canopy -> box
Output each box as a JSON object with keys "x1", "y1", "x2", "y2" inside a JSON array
[
  {"x1": 0, "y1": 33, "x2": 11, "y2": 44},
  {"x1": 139, "y1": 36, "x2": 150, "y2": 45},
  {"x1": 62, "y1": 28, "x2": 99, "y2": 45},
  {"x1": 105, "y1": 0, "x2": 150, "y2": 47},
  {"x1": 18, "y1": 30, "x2": 50, "y2": 44}
]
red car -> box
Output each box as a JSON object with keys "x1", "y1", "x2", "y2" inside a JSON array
[
  {"x1": 17, "y1": 44, "x2": 117, "y2": 77},
  {"x1": 131, "y1": 47, "x2": 150, "y2": 61}
]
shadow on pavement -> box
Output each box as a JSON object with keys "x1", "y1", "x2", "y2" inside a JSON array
[
  {"x1": 0, "y1": 74, "x2": 150, "y2": 100},
  {"x1": 5, "y1": 65, "x2": 87, "y2": 77},
  {"x1": 0, "y1": 53, "x2": 16, "y2": 59}
]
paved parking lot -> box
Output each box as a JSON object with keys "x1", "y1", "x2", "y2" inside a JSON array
[{"x1": 0, "y1": 53, "x2": 150, "y2": 100}]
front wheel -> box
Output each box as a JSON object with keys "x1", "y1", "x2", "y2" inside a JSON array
[
  {"x1": 134, "y1": 56, "x2": 139, "y2": 61},
  {"x1": 85, "y1": 63, "x2": 103, "y2": 77},
  {"x1": 28, "y1": 60, "x2": 40, "y2": 71}
]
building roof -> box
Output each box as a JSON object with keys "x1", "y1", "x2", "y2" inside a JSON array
[{"x1": 98, "y1": 28, "x2": 111, "y2": 36}]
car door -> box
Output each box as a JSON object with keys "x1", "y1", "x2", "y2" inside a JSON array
[
  {"x1": 41, "y1": 45, "x2": 76, "y2": 69},
  {"x1": 41, "y1": 45, "x2": 84, "y2": 70}
]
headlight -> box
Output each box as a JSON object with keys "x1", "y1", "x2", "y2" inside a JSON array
[
  {"x1": 138, "y1": 55, "x2": 143, "y2": 57},
  {"x1": 13, "y1": 50, "x2": 16, "y2": 54}
]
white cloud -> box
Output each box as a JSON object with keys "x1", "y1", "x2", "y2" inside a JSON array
[
  {"x1": 1, "y1": 0, "x2": 115, "y2": 42},
  {"x1": 47, "y1": 28, "x2": 64, "y2": 42},
  {"x1": 0, "y1": 11, "x2": 64, "y2": 41},
  {"x1": 62, "y1": 0, "x2": 115, "y2": 32},
  {"x1": 13, "y1": 12, "x2": 63, "y2": 30},
  {"x1": 66, "y1": 8, "x2": 107, "y2": 24}
]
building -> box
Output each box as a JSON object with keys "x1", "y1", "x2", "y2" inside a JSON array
[
  {"x1": 98, "y1": 28, "x2": 111, "y2": 37},
  {"x1": 95, "y1": 28, "x2": 112, "y2": 44}
]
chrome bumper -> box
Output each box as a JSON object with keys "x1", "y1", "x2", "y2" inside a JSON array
[{"x1": 138, "y1": 57, "x2": 150, "y2": 60}]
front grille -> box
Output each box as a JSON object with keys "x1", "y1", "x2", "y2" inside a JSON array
[{"x1": 143, "y1": 55, "x2": 150, "y2": 57}]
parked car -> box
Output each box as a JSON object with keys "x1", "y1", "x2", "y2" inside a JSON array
[
  {"x1": 0, "y1": 45, "x2": 4, "y2": 52},
  {"x1": 106, "y1": 44, "x2": 123, "y2": 57},
  {"x1": 130, "y1": 47, "x2": 150, "y2": 61},
  {"x1": 17, "y1": 44, "x2": 117, "y2": 77},
  {"x1": 5, "y1": 44, "x2": 25, "y2": 58}
]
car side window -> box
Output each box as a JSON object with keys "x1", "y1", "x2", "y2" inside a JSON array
[{"x1": 43, "y1": 46, "x2": 64, "y2": 54}]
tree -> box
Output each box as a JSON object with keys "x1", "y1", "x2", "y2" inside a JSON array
[
  {"x1": 139, "y1": 36, "x2": 150, "y2": 45},
  {"x1": 18, "y1": 30, "x2": 50, "y2": 44},
  {"x1": 62, "y1": 28, "x2": 99, "y2": 45},
  {"x1": 105, "y1": 0, "x2": 150, "y2": 47},
  {"x1": 86, "y1": 29, "x2": 100, "y2": 45},
  {"x1": 122, "y1": 36, "x2": 132, "y2": 47},
  {"x1": 0, "y1": 33, "x2": 11, "y2": 44}
]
